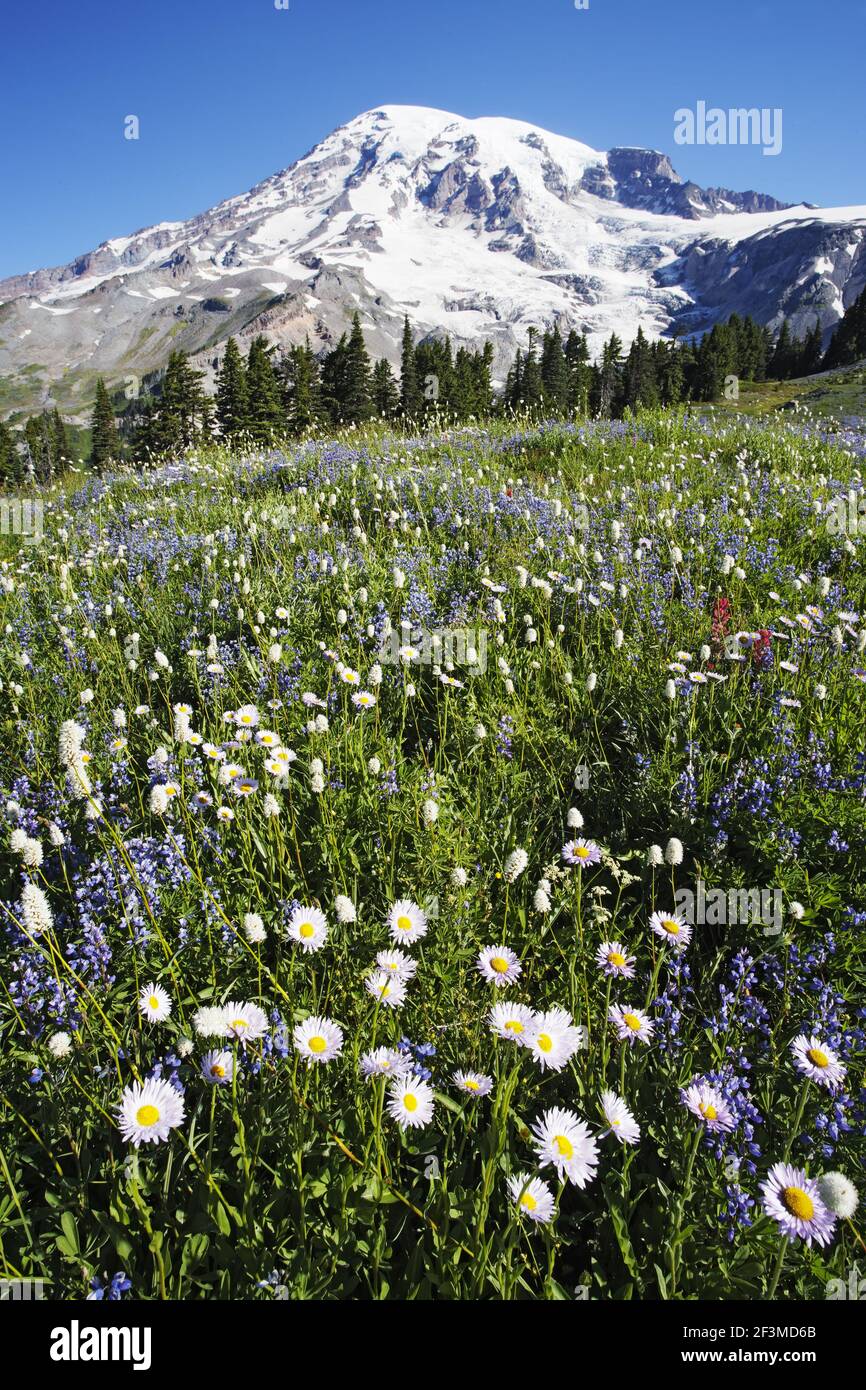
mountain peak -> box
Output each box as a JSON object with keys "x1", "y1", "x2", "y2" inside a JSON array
[{"x1": 1, "y1": 105, "x2": 864, "y2": 421}]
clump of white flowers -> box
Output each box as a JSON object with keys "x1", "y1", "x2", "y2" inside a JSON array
[{"x1": 503, "y1": 848, "x2": 529, "y2": 882}]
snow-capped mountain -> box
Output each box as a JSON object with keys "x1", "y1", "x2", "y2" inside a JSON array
[{"x1": 2, "y1": 104, "x2": 865, "y2": 417}]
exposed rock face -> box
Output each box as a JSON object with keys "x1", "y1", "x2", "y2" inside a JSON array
[{"x1": 0, "y1": 104, "x2": 863, "y2": 419}]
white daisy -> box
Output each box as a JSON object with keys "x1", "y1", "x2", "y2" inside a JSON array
[
  {"x1": 477, "y1": 944, "x2": 522, "y2": 987},
  {"x1": 682, "y1": 1081, "x2": 735, "y2": 1132},
  {"x1": 489, "y1": 1001, "x2": 536, "y2": 1043},
  {"x1": 138, "y1": 982, "x2": 172, "y2": 1024},
  {"x1": 359, "y1": 1047, "x2": 410, "y2": 1080},
  {"x1": 293, "y1": 1015, "x2": 344, "y2": 1064},
  {"x1": 453, "y1": 1070, "x2": 494, "y2": 1098},
  {"x1": 609, "y1": 1004, "x2": 655, "y2": 1045},
  {"x1": 599, "y1": 1090, "x2": 641, "y2": 1145},
  {"x1": 287, "y1": 904, "x2": 329, "y2": 953},
  {"x1": 375, "y1": 949, "x2": 417, "y2": 981},
  {"x1": 525, "y1": 1007, "x2": 585, "y2": 1072},
  {"x1": 365, "y1": 970, "x2": 407, "y2": 1009},
  {"x1": 649, "y1": 910, "x2": 692, "y2": 949},
  {"x1": 790, "y1": 1034, "x2": 847, "y2": 1090},
  {"x1": 386, "y1": 1075, "x2": 434, "y2": 1129},
  {"x1": 595, "y1": 941, "x2": 636, "y2": 978},
  {"x1": 222, "y1": 1001, "x2": 269, "y2": 1044},
  {"x1": 387, "y1": 898, "x2": 428, "y2": 945},
  {"x1": 531, "y1": 1106, "x2": 599, "y2": 1187},
  {"x1": 201, "y1": 1050, "x2": 233, "y2": 1086},
  {"x1": 117, "y1": 1078, "x2": 185, "y2": 1147},
  {"x1": 507, "y1": 1173, "x2": 555, "y2": 1224}
]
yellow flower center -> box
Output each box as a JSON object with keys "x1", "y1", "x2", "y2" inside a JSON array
[
  {"x1": 575, "y1": 846, "x2": 590, "y2": 859},
  {"x1": 505, "y1": 1020, "x2": 523, "y2": 1034},
  {"x1": 397, "y1": 916, "x2": 412, "y2": 932},
  {"x1": 783, "y1": 1186, "x2": 815, "y2": 1221},
  {"x1": 536, "y1": 1033, "x2": 552, "y2": 1053},
  {"x1": 807, "y1": 1047, "x2": 829, "y2": 1068},
  {"x1": 230, "y1": 1019, "x2": 247, "y2": 1031},
  {"x1": 623, "y1": 1013, "x2": 641, "y2": 1031},
  {"x1": 299, "y1": 923, "x2": 314, "y2": 939},
  {"x1": 210, "y1": 1064, "x2": 225, "y2": 1078},
  {"x1": 608, "y1": 951, "x2": 626, "y2": 967},
  {"x1": 309, "y1": 1036, "x2": 326, "y2": 1054},
  {"x1": 520, "y1": 1192, "x2": 537, "y2": 1212},
  {"x1": 403, "y1": 1094, "x2": 418, "y2": 1112},
  {"x1": 490, "y1": 956, "x2": 510, "y2": 974},
  {"x1": 661, "y1": 918, "x2": 680, "y2": 935},
  {"x1": 554, "y1": 1135, "x2": 574, "y2": 1159},
  {"x1": 699, "y1": 1103, "x2": 717, "y2": 1121},
  {"x1": 148, "y1": 996, "x2": 159, "y2": 1009},
  {"x1": 465, "y1": 1080, "x2": 479, "y2": 1091},
  {"x1": 136, "y1": 1105, "x2": 159, "y2": 1127}
]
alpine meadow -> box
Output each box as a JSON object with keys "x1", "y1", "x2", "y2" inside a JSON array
[{"x1": 1, "y1": 0, "x2": 865, "y2": 1323}]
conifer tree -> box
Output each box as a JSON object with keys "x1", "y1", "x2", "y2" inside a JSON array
[
  {"x1": 90, "y1": 378, "x2": 121, "y2": 474},
  {"x1": 341, "y1": 313, "x2": 373, "y2": 425},
  {"x1": 399, "y1": 316, "x2": 423, "y2": 420},
  {"x1": 540, "y1": 325, "x2": 569, "y2": 413},
  {"x1": 372, "y1": 358, "x2": 399, "y2": 419},
  {"x1": 823, "y1": 290, "x2": 866, "y2": 370},
  {"x1": 281, "y1": 339, "x2": 324, "y2": 434},
  {"x1": 215, "y1": 337, "x2": 248, "y2": 439},
  {"x1": 245, "y1": 336, "x2": 283, "y2": 443}
]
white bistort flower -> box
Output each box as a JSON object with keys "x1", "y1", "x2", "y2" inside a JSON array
[
  {"x1": 503, "y1": 848, "x2": 529, "y2": 882},
  {"x1": 816, "y1": 1171, "x2": 859, "y2": 1219},
  {"x1": 334, "y1": 895, "x2": 357, "y2": 924},
  {"x1": 193, "y1": 1006, "x2": 228, "y2": 1038},
  {"x1": 243, "y1": 913, "x2": 267, "y2": 945},
  {"x1": 47, "y1": 1031, "x2": 72, "y2": 1060},
  {"x1": 19, "y1": 882, "x2": 53, "y2": 936}
]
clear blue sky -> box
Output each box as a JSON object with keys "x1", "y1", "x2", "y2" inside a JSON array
[{"x1": 1, "y1": 0, "x2": 863, "y2": 279}]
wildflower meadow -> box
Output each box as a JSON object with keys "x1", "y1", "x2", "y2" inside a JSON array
[{"x1": 1, "y1": 410, "x2": 864, "y2": 1302}]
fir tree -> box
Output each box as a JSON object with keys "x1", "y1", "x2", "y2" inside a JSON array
[
  {"x1": 90, "y1": 378, "x2": 121, "y2": 474},
  {"x1": 281, "y1": 339, "x2": 324, "y2": 434},
  {"x1": 540, "y1": 325, "x2": 569, "y2": 413},
  {"x1": 245, "y1": 336, "x2": 283, "y2": 443},
  {"x1": 399, "y1": 316, "x2": 423, "y2": 421},
  {"x1": 341, "y1": 313, "x2": 373, "y2": 425},
  {"x1": 215, "y1": 337, "x2": 248, "y2": 439},
  {"x1": 372, "y1": 358, "x2": 399, "y2": 419}
]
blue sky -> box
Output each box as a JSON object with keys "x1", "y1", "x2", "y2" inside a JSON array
[{"x1": 1, "y1": 0, "x2": 863, "y2": 278}]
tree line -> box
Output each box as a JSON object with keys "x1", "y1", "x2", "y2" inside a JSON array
[{"x1": 2, "y1": 300, "x2": 864, "y2": 483}]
